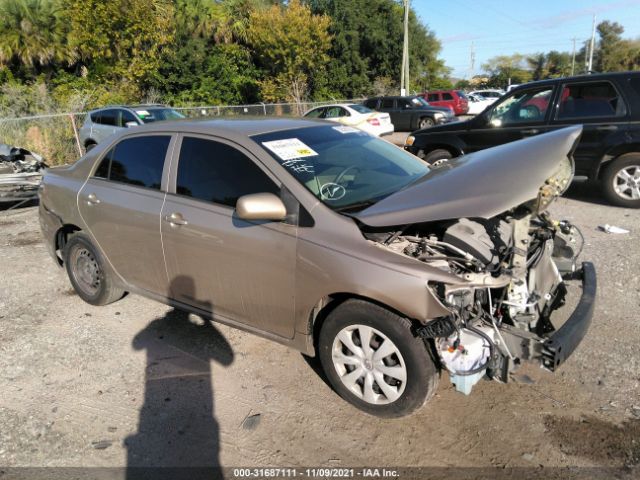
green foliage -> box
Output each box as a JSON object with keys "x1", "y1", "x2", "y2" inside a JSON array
[
  {"x1": 481, "y1": 54, "x2": 532, "y2": 88},
  {"x1": 595, "y1": 21, "x2": 640, "y2": 72},
  {"x1": 309, "y1": 0, "x2": 449, "y2": 97},
  {"x1": 0, "y1": 0, "x2": 458, "y2": 108},
  {"x1": 0, "y1": 0, "x2": 65, "y2": 74},
  {"x1": 60, "y1": 0, "x2": 175, "y2": 89},
  {"x1": 247, "y1": 0, "x2": 332, "y2": 103}
]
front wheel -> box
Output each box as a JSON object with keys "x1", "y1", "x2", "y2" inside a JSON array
[
  {"x1": 64, "y1": 233, "x2": 125, "y2": 305},
  {"x1": 318, "y1": 300, "x2": 439, "y2": 418},
  {"x1": 601, "y1": 153, "x2": 640, "y2": 208},
  {"x1": 422, "y1": 148, "x2": 453, "y2": 167},
  {"x1": 418, "y1": 117, "x2": 435, "y2": 129}
]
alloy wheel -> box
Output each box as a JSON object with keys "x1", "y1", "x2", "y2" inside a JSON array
[{"x1": 613, "y1": 165, "x2": 640, "y2": 200}]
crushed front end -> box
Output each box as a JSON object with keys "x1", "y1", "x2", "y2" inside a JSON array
[{"x1": 367, "y1": 174, "x2": 595, "y2": 395}]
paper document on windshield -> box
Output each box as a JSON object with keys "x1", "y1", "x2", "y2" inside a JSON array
[{"x1": 262, "y1": 138, "x2": 318, "y2": 160}]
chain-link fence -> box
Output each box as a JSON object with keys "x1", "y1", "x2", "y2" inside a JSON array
[{"x1": 0, "y1": 100, "x2": 361, "y2": 166}]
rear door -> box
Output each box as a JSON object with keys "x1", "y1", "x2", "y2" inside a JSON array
[
  {"x1": 78, "y1": 134, "x2": 175, "y2": 295},
  {"x1": 442, "y1": 92, "x2": 455, "y2": 111},
  {"x1": 460, "y1": 85, "x2": 556, "y2": 153},
  {"x1": 427, "y1": 93, "x2": 442, "y2": 108},
  {"x1": 550, "y1": 80, "x2": 630, "y2": 176},
  {"x1": 378, "y1": 97, "x2": 403, "y2": 129},
  {"x1": 395, "y1": 98, "x2": 415, "y2": 130},
  {"x1": 92, "y1": 109, "x2": 119, "y2": 143},
  {"x1": 160, "y1": 135, "x2": 297, "y2": 338}
]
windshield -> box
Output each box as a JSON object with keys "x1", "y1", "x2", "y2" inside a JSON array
[
  {"x1": 253, "y1": 126, "x2": 429, "y2": 211},
  {"x1": 136, "y1": 108, "x2": 185, "y2": 123},
  {"x1": 348, "y1": 104, "x2": 373, "y2": 114},
  {"x1": 415, "y1": 97, "x2": 431, "y2": 107}
]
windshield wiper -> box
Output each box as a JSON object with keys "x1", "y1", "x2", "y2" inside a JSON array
[{"x1": 334, "y1": 200, "x2": 378, "y2": 213}]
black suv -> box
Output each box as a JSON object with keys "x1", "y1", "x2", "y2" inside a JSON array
[
  {"x1": 404, "y1": 71, "x2": 640, "y2": 207},
  {"x1": 364, "y1": 96, "x2": 455, "y2": 131}
]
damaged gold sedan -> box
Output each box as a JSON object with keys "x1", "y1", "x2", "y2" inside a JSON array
[{"x1": 38, "y1": 119, "x2": 595, "y2": 417}]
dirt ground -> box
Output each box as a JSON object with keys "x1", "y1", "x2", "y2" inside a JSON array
[{"x1": 0, "y1": 181, "x2": 639, "y2": 478}]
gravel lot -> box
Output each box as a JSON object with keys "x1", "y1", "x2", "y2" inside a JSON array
[{"x1": 0, "y1": 182, "x2": 639, "y2": 477}]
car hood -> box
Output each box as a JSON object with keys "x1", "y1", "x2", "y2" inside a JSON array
[{"x1": 353, "y1": 126, "x2": 582, "y2": 227}]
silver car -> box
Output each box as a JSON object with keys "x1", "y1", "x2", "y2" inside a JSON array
[
  {"x1": 78, "y1": 105, "x2": 185, "y2": 151},
  {"x1": 39, "y1": 119, "x2": 595, "y2": 417}
]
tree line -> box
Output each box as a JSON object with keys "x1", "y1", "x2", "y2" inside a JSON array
[
  {"x1": 460, "y1": 20, "x2": 640, "y2": 89},
  {"x1": 0, "y1": 0, "x2": 449, "y2": 115}
]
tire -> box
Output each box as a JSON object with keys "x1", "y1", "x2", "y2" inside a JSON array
[
  {"x1": 318, "y1": 299, "x2": 439, "y2": 418},
  {"x1": 418, "y1": 117, "x2": 435, "y2": 129},
  {"x1": 423, "y1": 148, "x2": 453, "y2": 167},
  {"x1": 64, "y1": 233, "x2": 125, "y2": 305},
  {"x1": 601, "y1": 153, "x2": 640, "y2": 208},
  {"x1": 85, "y1": 142, "x2": 97, "y2": 152}
]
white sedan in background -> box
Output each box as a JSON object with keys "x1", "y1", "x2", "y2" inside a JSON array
[
  {"x1": 466, "y1": 93, "x2": 495, "y2": 115},
  {"x1": 303, "y1": 104, "x2": 394, "y2": 137}
]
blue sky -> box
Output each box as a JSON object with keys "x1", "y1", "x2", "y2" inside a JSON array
[{"x1": 411, "y1": 0, "x2": 640, "y2": 79}]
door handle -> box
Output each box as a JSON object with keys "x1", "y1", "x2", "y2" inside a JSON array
[
  {"x1": 86, "y1": 193, "x2": 100, "y2": 205},
  {"x1": 522, "y1": 129, "x2": 539, "y2": 135},
  {"x1": 596, "y1": 125, "x2": 618, "y2": 131},
  {"x1": 164, "y1": 212, "x2": 188, "y2": 226}
]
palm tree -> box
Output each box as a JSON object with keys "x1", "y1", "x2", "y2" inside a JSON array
[{"x1": 0, "y1": 0, "x2": 66, "y2": 70}]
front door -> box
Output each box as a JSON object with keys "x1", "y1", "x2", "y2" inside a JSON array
[
  {"x1": 461, "y1": 85, "x2": 556, "y2": 154},
  {"x1": 161, "y1": 135, "x2": 298, "y2": 338},
  {"x1": 78, "y1": 134, "x2": 174, "y2": 295}
]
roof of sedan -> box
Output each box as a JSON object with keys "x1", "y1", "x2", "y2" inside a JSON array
[{"x1": 121, "y1": 117, "x2": 327, "y2": 136}]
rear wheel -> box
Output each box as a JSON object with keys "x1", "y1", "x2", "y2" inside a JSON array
[
  {"x1": 318, "y1": 299, "x2": 439, "y2": 418},
  {"x1": 418, "y1": 117, "x2": 435, "y2": 129},
  {"x1": 601, "y1": 153, "x2": 640, "y2": 208},
  {"x1": 422, "y1": 148, "x2": 453, "y2": 167},
  {"x1": 64, "y1": 233, "x2": 125, "y2": 305}
]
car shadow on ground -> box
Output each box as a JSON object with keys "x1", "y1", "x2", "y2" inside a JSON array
[
  {"x1": 126, "y1": 276, "x2": 233, "y2": 480},
  {"x1": 563, "y1": 179, "x2": 612, "y2": 207}
]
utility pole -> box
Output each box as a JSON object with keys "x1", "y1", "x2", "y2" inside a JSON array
[
  {"x1": 571, "y1": 37, "x2": 576, "y2": 76},
  {"x1": 587, "y1": 14, "x2": 596, "y2": 73},
  {"x1": 400, "y1": 0, "x2": 410, "y2": 95},
  {"x1": 469, "y1": 41, "x2": 476, "y2": 79}
]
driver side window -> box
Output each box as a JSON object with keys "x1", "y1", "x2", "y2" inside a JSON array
[
  {"x1": 175, "y1": 137, "x2": 280, "y2": 208},
  {"x1": 489, "y1": 87, "x2": 553, "y2": 127}
]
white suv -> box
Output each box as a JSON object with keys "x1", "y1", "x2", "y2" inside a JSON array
[{"x1": 79, "y1": 105, "x2": 185, "y2": 151}]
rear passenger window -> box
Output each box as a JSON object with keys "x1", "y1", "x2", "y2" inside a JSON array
[
  {"x1": 381, "y1": 99, "x2": 394, "y2": 109},
  {"x1": 557, "y1": 81, "x2": 626, "y2": 119},
  {"x1": 97, "y1": 110, "x2": 117, "y2": 126},
  {"x1": 176, "y1": 137, "x2": 279, "y2": 207},
  {"x1": 305, "y1": 108, "x2": 325, "y2": 118},
  {"x1": 93, "y1": 136, "x2": 170, "y2": 190},
  {"x1": 120, "y1": 110, "x2": 138, "y2": 127}
]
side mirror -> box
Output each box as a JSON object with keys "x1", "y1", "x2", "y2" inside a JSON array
[
  {"x1": 236, "y1": 193, "x2": 286, "y2": 221},
  {"x1": 125, "y1": 121, "x2": 138, "y2": 128}
]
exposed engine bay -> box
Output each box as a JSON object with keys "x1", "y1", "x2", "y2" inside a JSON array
[
  {"x1": 0, "y1": 144, "x2": 46, "y2": 203},
  {"x1": 366, "y1": 208, "x2": 586, "y2": 395}
]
